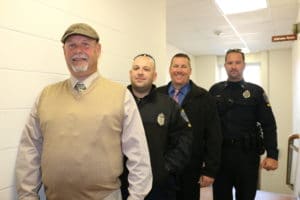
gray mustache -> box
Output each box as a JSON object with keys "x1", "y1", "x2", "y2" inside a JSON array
[{"x1": 72, "y1": 54, "x2": 88, "y2": 60}]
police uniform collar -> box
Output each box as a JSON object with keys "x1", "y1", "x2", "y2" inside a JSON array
[
  {"x1": 225, "y1": 79, "x2": 246, "y2": 88},
  {"x1": 147, "y1": 85, "x2": 157, "y2": 98},
  {"x1": 127, "y1": 84, "x2": 156, "y2": 101}
]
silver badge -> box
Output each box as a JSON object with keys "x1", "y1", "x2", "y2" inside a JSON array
[
  {"x1": 180, "y1": 109, "x2": 192, "y2": 128},
  {"x1": 157, "y1": 113, "x2": 165, "y2": 126},
  {"x1": 243, "y1": 90, "x2": 251, "y2": 98}
]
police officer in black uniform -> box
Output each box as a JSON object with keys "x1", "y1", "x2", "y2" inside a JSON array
[
  {"x1": 209, "y1": 49, "x2": 279, "y2": 200},
  {"x1": 121, "y1": 54, "x2": 193, "y2": 200}
]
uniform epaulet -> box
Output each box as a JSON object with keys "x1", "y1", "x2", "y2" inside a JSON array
[
  {"x1": 210, "y1": 81, "x2": 227, "y2": 93},
  {"x1": 216, "y1": 81, "x2": 227, "y2": 91}
]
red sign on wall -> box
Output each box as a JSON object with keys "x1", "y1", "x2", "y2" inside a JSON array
[{"x1": 272, "y1": 34, "x2": 297, "y2": 42}]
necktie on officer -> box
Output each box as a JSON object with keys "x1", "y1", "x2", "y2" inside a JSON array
[{"x1": 173, "y1": 89, "x2": 180, "y2": 103}]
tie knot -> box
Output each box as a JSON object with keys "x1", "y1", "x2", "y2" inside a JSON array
[{"x1": 75, "y1": 82, "x2": 86, "y2": 92}]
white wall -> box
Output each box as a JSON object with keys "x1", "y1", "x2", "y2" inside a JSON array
[
  {"x1": 195, "y1": 55, "x2": 217, "y2": 90},
  {"x1": 260, "y1": 49, "x2": 293, "y2": 194},
  {"x1": 291, "y1": 9, "x2": 300, "y2": 198},
  {"x1": 0, "y1": 0, "x2": 166, "y2": 199}
]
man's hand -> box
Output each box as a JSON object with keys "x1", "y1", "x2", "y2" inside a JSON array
[
  {"x1": 261, "y1": 157, "x2": 278, "y2": 171},
  {"x1": 198, "y1": 175, "x2": 214, "y2": 187}
]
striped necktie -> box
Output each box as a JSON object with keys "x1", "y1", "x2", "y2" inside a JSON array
[{"x1": 173, "y1": 89, "x2": 180, "y2": 103}]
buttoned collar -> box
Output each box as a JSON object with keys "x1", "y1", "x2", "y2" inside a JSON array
[
  {"x1": 225, "y1": 79, "x2": 246, "y2": 89},
  {"x1": 70, "y1": 72, "x2": 99, "y2": 90},
  {"x1": 168, "y1": 82, "x2": 191, "y2": 97}
]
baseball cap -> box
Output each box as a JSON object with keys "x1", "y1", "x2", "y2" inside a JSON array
[{"x1": 61, "y1": 23, "x2": 99, "y2": 43}]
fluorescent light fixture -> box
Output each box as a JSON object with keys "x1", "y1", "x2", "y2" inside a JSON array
[
  {"x1": 215, "y1": 0, "x2": 267, "y2": 15},
  {"x1": 241, "y1": 47, "x2": 250, "y2": 53}
]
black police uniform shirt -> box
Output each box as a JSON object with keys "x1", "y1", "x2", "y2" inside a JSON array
[
  {"x1": 127, "y1": 85, "x2": 193, "y2": 186},
  {"x1": 209, "y1": 80, "x2": 278, "y2": 160}
]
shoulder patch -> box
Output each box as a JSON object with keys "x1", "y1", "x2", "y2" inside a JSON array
[{"x1": 263, "y1": 92, "x2": 271, "y2": 107}]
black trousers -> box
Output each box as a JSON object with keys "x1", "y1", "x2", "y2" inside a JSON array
[
  {"x1": 146, "y1": 175, "x2": 177, "y2": 200},
  {"x1": 121, "y1": 174, "x2": 177, "y2": 200},
  {"x1": 213, "y1": 145, "x2": 260, "y2": 200},
  {"x1": 176, "y1": 164, "x2": 202, "y2": 200}
]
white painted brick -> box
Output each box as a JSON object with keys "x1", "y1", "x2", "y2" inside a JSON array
[
  {"x1": 0, "y1": 29, "x2": 67, "y2": 75},
  {"x1": 0, "y1": 110, "x2": 29, "y2": 149},
  {"x1": 0, "y1": 1, "x2": 166, "y2": 200},
  {"x1": 0, "y1": 69, "x2": 67, "y2": 109},
  {"x1": 0, "y1": 187, "x2": 17, "y2": 200},
  {"x1": 0, "y1": 149, "x2": 17, "y2": 189}
]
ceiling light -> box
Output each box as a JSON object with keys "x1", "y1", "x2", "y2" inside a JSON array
[{"x1": 215, "y1": 0, "x2": 267, "y2": 15}]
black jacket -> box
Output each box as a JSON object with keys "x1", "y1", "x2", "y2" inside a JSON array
[
  {"x1": 157, "y1": 81, "x2": 222, "y2": 178},
  {"x1": 125, "y1": 85, "x2": 193, "y2": 187},
  {"x1": 209, "y1": 80, "x2": 279, "y2": 159}
]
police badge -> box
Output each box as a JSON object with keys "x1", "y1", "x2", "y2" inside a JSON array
[
  {"x1": 157, "y1": 113, "x2": 165, "y2": 126},
  {"x1": 181, "y1": 109, "x2": 192, "y2": 128},
  {"x1": 243, "y1": 90, "x2": 251, "y2": 98}
]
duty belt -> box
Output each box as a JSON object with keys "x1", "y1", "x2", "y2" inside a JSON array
[{"x1": 222, "y1": 138, "x2": 244, "y2": 146}]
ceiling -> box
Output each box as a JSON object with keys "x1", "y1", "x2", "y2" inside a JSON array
[{"x1": 167, "y1": 0, "x2": 300, "y2": 56}]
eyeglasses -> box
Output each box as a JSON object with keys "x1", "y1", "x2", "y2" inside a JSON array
[{"x1": 134, "y1": 53, "x2": 156, "y2": 64}]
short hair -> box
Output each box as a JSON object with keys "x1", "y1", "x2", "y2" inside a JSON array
[
  {"x1": 225, "y1": 49, "x2": 245, "y2": 62},
  {"x1": 133, "y1": 53, "x2": 156, "y2": 66},
  {"x1": 170, "y1": 53, "x2": 191, "y2": 67}
]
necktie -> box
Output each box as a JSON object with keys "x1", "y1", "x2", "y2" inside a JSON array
[
  {"x1": 173, "y1": 89, "x2": 180, "y2": 103},
  {"x1": 75, "y1": 82, "x2": 86, "y2": 92}
]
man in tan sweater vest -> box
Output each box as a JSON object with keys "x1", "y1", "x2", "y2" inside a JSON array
[{"x1": 15, "y1": 23, "x2": 152, "y2": 200}]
